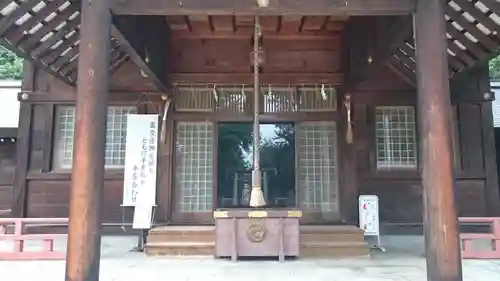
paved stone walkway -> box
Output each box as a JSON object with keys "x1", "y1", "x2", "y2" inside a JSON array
[{"x1": 1, "y1": 236, "x2": 499, "y2": 281}]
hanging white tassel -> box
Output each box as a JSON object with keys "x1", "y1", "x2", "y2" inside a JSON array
[
  {"x1": 344, "y1": 94, "x2": 353, "y2": 144},
  {"x1": 212, "y1": 84, "x2": 218, "y2": 103},
  {"x1": 241, "y1": 85, "x2": 246, "y2": 104},
  {"x1": 321, "y1": 84, "x2": 328, "y2": 101},
  {"x1": 160, "y1": 96, "x2": 170, "y2": 144}
]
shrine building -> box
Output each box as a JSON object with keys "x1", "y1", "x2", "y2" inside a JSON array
[{"x1": 0, "y1": 0, "x2": 500, "y2": 280}]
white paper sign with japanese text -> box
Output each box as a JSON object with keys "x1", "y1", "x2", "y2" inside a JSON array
[{"x1": 122, "y1": 114, "x2": 159, "y2": 207}]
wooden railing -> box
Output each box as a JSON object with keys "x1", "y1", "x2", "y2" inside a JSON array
[
  {"x1": 459, "y1": 217, "x2": 500, "y2": 259},
  {"x1": 0, "y1": 218, "x2": 68, "y2": 260}
]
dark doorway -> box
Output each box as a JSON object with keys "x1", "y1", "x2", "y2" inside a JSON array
[{"x1": 217, "y1": 122, "x2": 296, "y2": 208}]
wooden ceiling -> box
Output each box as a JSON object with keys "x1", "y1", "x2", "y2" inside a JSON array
[
  {"x1": 388, "y1": 0, "x2": 500, "y2": 83},
  {"x1": 0, "y1": 0, "x2": 128, "y2": 86},
  {"x1": 165, "y1": 15, "x2": 349, "y2": 38}
]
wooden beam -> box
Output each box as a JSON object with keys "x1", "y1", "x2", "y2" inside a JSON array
[
  {"x1": 394, "y1": 45, "x2": 416, "y2": 72},
  {"x1": 452, "y1": 0, "x2": 500, "y2": 37},
  {"x1": 447, "y1": 38, "x2": 475, "y2": 67},
  {"x1": 31, "y1": 16, "x2": 81, "y2": 59},
  {"x1": 414, "y1": 0, "x2": 462, "y2": 280},
  {"x1": 67, "y1": 40, "x2": 123, "y2": 81},
  {"x1": 170, "y1": 28, "x2": 341, "y2": 39},
  {"x1": 64, "y1": 0, "x2": 111, "y2": 281},
  {"x1": 108, "y1": 51, "x2": 129, "y2": 76},
  {"x1": 111, "y1": 15, "x2": 170, "y2": 92},
  {"x1": 7, "y1": 0, "x2": 68, "y2": 44},
  {"x1": 17, "y1": 90, "x2": 164, "y2": 103},
  {"x1": 18, "y1": 6, "x2": 77, "y2": 51},
  {"x1": 343, "y1": 16, "x2": 413, "y2": 91},
  {"x1": 111, "y1": 0, "x2": 416, "y2": 16},
  {"x1": 446, "y1": 21, "x2": 488, "y2": 61},
  {"x1": 385, "y1": 60, "x2": 416, "y2": 87},
  {"x1": 445, "y1": 4, "x2": 498, "y2": 52},
  {"x1": 0, "y1": 38, "x2": 73, "y2": 85},
  {"x1": 40, "y1": 29, "x2": 80, "y2": 65},
  {"x1": 480, "y1": 0, "x2": 500, "y2": 16},
  {"x1": 0, "y1": 0, "x2": 40, "y2": 36},
  {"x1": 169, "y1": 72, "x2": 344, "y2": 85}
]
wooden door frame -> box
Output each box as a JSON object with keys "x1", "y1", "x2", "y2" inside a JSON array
[{"x1": 169, "y1": 108, "x2": 349, "y2": 224}]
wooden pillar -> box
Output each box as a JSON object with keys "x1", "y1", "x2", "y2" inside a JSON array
[
  {"x1": 12, "y1": 61, "x2": 35, "y2": 218},
  {"x1": 414, "y1": 0, "x2": 463, "y2": 280},
  {"x1": 65, "y1": 0, "x2": 111, "y2": 280}
]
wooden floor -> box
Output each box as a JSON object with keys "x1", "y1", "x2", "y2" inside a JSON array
[{"x1": 145, "y1": 225, "x2": 370, "y2": 258}]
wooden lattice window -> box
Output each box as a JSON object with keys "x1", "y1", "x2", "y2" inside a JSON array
[
  {"x1": 297, "y1": 122, "x2": 339, "y2": 214},
  {"x1": 298, "y1": 85, "x2": 337, "y2": 112},
  {"x1": 175, "y1": 86, "x2": 214, "y2": 112},
  {"x1": 175, "y1": 122, "x2": 214, "y2": 212},
  {"x1": 375, "y1": 106, "x2": 417, "y2": 169},
  {"x1": 53, "y1": 105, "x2": 136, "y2": 169}
]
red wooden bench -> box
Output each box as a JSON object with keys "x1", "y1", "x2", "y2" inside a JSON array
[
  {"x1": 459, "y1": 217, "x2": 500, "y2": 259},
  {"x1": 0, "y1": 218, "x2": 68, "y2": 260}
]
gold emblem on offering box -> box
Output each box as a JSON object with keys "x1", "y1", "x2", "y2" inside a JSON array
[{"x1": 247, "y1": 221, "x2": 267, "y2": 243}]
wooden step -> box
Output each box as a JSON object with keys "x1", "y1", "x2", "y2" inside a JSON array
[
  {"x1": 148, "y1": 225, "x2": 215, "y2": 235},
  {"x1": 145, "y1": 242, "x2": 215, "y2": 256},
  {"x1": 300, "y1": 242, "x2": 370, "y2": 258},
  {"x1": 145, "y1": 224, "x2": 368, "y2": 258},
  {"x1": 147, "y1": 225, "x2": 215, "y2": 244},
  {"x1": 299, "y1": 225, "x2": 365, "y2": 234},
  {"x1": 299, "y1": 225, "x2": 365, "y2": 244},
  {"x1": 300, "y1": 232, "x2": 364, "y2": 243}
]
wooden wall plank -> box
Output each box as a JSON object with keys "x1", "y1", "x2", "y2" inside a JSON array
[
  {"x1": 26, "y1": 180, "x2": 126, "y2": 223},
  {"x1": 28, "y1": 104, "x2": 48, "y2": 171},
  {"x1": 457, "y1": 104, "x2": 484, "y2": 174},
  {"x1": 40, "y1": 104, "x2": 55, "y2": 173},
  {"x1": 480, "y1": 102, "x2": 500, "y2": 215}
]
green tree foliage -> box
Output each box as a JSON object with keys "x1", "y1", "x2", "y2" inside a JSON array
[
  {"x1": 0, "y1": 46, "x2": 23, "y2": 79},
  {"x1": 490, "y1": 56, "x2": 500, "y2": 81},
  {"x1": 217, "y1": 123, "x2": 296, "y2": 208}
]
